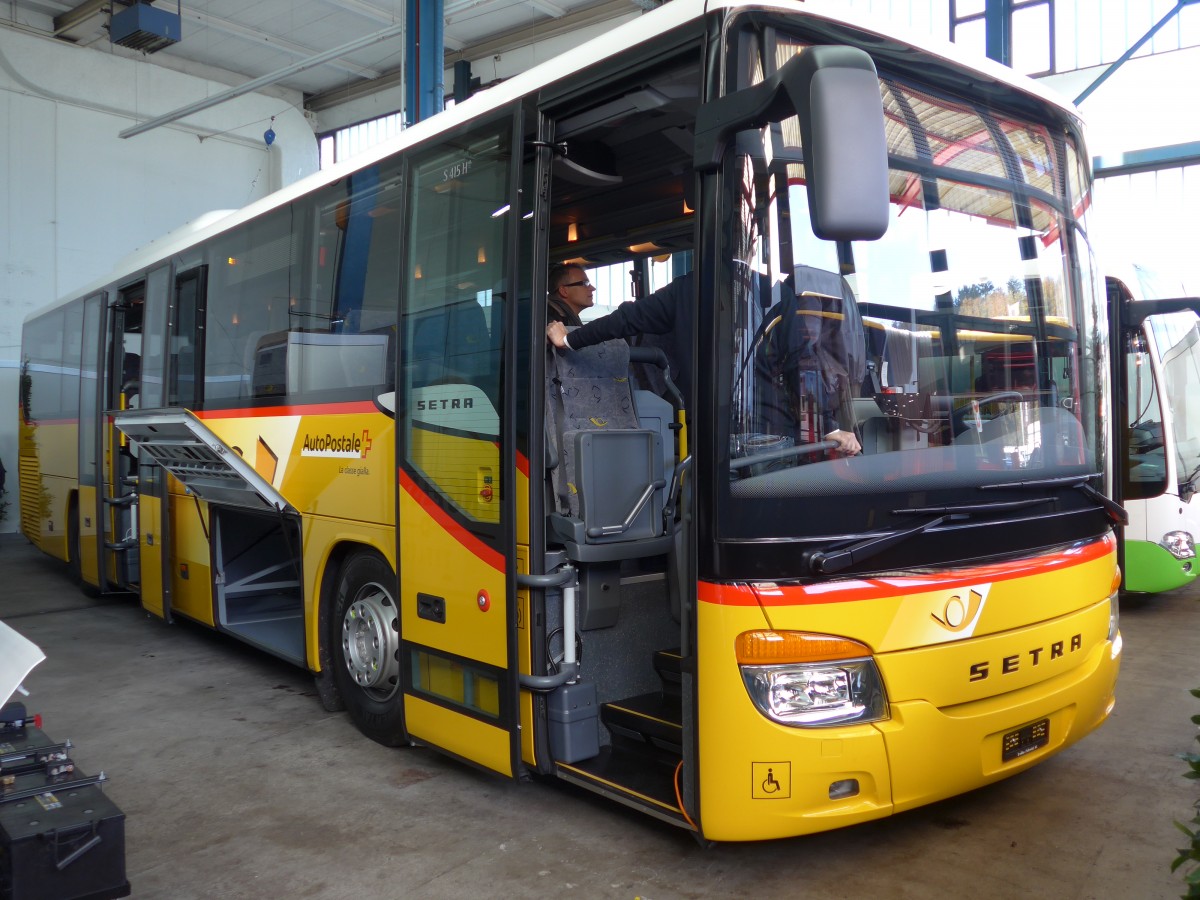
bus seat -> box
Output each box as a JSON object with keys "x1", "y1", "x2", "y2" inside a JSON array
[
  {"x1": 546, "y1": 338, "x2": 672, "y2": 563},
  {"x1": 241, "y1": 331, "x2": 267, "y2": 397},
  {"x1": 410, "y1": 301, "x2": 495, "y2": 392},
  {"x1": 860, "y1": 415, "x2": 896, "y2": 454}
]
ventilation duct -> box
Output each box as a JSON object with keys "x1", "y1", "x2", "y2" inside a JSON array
[{"x1": 110, "y1": 1, "x2": 181, "y2": 54}]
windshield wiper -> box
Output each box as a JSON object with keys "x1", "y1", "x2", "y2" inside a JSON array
[
  {"x1": 979, "y1": 472, "x2": 1128, "y2": 526},
  {"x1": 1180, "y1": 462, "x2": 1200, "y2": 502},
  {"x1": 802, "y1": 513, "x2": 966, "y2": 575},
  {"x1": 893, "y1": 498, "x2": 1053, "y2": 516},
  {"x1": 802, "y1": 496, "x2": 1055, "y2": 576}
]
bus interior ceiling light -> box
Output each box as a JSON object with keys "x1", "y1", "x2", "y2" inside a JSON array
[{"x1": 110, "y1": 1, "x2": 182, "y2": 54}]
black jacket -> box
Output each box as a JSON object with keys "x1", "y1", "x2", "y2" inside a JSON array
[{"x1": 564, "y1": 272, "x2": 694, "y2": 397}]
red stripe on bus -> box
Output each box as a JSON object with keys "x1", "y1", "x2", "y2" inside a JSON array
[
  {"x1": 699, "y1": 534, "x2": 1115, "y2": 607},
  {"x1": 399, "y1": 469, "x2": 504, "y2": 571},
  {"x1": 516, "y1": 451, "x2": 530, "y2": 480},
  {"x1": 194, "y1": 401, "x2": 380, "y2": 419}
]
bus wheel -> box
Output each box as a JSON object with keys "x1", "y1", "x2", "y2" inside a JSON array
[{"x1": 330, "y1": 552, "x2": 406, "y2": 746}]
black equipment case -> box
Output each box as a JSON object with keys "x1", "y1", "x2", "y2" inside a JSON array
[{"x1": 0, "y1": 707, "x2": 130, "y2": 900}]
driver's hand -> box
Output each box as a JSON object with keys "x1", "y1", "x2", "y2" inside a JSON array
[
  {"x1": 546, "y1": 321, "x2": 569, "y2": 348},
  {"x1": 824, "y1": 429, "x2": 862, "y2": 456}
]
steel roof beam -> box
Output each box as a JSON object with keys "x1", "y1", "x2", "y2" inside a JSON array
[
  {"x1": 120, "y1": 21, "x2": 407, "y2": 138},
  {"x1": 180, "y1": 5, "x2": 381, "y2": 81}
]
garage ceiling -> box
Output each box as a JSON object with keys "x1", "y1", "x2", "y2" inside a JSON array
[{"x1": 2, "y1": 0, "x2": 639, "y2": 111}]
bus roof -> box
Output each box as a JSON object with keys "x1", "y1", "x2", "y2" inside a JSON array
[{"x1": 27, "y1": 0, "x2": 1084, "y2": 323}]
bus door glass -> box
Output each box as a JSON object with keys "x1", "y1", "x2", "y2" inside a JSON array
[
  {"x1": 397, "y1": 114, "x2": 519, "y2": 775},
  {"x1": 102, "y1": 284, "x2": 145, "y2": 591},
  {"x1": 169, "y1": 267, "x2": 207, "y2": 409}
]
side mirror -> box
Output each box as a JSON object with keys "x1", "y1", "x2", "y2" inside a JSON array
[{"x1": 693, "y1": 46, "x2": 890, "y2": 241}]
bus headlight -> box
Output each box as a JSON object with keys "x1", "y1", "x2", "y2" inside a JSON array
[
  {"x1": 736, "y1": 631, "x2": 889, "y2": 727},
  {"x1": 1158, "y1": 530, "x2": 1195, "y2": 560}
]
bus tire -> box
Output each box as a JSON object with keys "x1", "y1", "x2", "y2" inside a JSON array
[{"x1": 329, "y1": 551, "x2": 406, "y2": 746}]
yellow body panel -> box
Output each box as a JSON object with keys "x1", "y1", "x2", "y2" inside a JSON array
[
  {"x1": 397, "y1": 485, "x2": 506, "y2": 669},
  {"x1": 198, "y1": 411, "x2": 396, "y2": 526},
  {"x1": 300, "y1": 516, "x2": 395, "y2": 671},
  {"x1": 138, "y1": 494, "x2": 166, "y2": 618},
  {"x1": 516, "y1": 544, "x2": 538, "y2": 768},
  {"x1": 405, "y1": 695, "x2": 511, "y2": 775},
  {"x1": 697, "y1": 540, "x2": 1121, "y2": 841},
  {"x1": 18, "y1": 421, "x2": 77, "y2": 561},
  {"x1": 168, "y1": 492, "x2": 216, "y2": 626},
  {"x1": 698, "y1": 594, "x2": 895, "y2": 840},
  {"x1": 77, "y1": 484, "x2": 100, "y2": 587}
]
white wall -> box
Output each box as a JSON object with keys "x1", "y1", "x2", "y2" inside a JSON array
[
  {"x1": 1041, "y1": 47, "x2": 1200, "y2": 289},
  {"x1": 0, "y1": 26, "x2": 319, "y2": 531}
]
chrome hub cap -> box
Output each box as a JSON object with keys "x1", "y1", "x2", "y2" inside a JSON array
[{"x1": 341, "y1": 582, "x2": 399, "y2": 697}]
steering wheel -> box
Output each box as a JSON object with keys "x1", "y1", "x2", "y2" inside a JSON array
[{"x1": 952, "y1": 391, "x2": 1026, "y2": 436}]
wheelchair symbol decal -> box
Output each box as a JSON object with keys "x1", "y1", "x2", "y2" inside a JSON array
[{"x1": 751, "y1": 761, "x2": 791, "y2": 799}]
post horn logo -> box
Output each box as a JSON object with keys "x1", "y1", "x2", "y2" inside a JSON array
[{"x1": 931, "y1": 587, "x2": 987, "y2": 633}]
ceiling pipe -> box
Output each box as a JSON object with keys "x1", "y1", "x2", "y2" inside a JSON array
[{"x1": 119, "y1": 20, "x2": 407, "y2": 138}]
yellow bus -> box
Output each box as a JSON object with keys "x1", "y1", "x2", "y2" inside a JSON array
[{"x1": 19, "y1": 0, "x2": 1121, "y2": 841}]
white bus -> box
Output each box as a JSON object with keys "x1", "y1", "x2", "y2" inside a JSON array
[{"x1": 1109, "y1": 265, "x2": 1200, "y2": 594}]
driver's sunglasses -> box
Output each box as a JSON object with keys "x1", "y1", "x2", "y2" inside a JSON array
[{"x1": 563, "y1": 280, "x2": 593, "y2": 288}]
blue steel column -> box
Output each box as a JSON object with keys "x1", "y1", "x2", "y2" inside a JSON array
[
  {"x1": 405, "y1": 0, "x2": 445, "y2": 124},
  {"x1": 984, "y1": 0, "x2": 1012, "y2": 66}
]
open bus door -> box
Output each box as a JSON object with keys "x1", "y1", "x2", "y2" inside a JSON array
[
  {"x1": 393, "y1": 113, "x2": 523, "y2": 776},
  {"x1": 129, "y1": 266, "x2": 173, "y2": 619},
  {"x1": 99, "y1": 285, "x2": 144, "y2": 593}
]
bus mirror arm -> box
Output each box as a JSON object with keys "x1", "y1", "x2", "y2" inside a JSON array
[
  {"x1": 1074, "y1": 480, "x2": 1129, "y2": 526},
  {"x1": 692, "y1": 45, "x2": 889, "y2": 241},
  {"x1": 802, "y1": 513, "x2": 967, "y2": 575},
  {"x1": 693, "y1": 54, "x2": 807, "y2": 172}
]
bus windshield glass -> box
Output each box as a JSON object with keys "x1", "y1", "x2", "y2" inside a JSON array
[{"x1": 719, "y1": 29, "x2": 1105, "y2": 544}]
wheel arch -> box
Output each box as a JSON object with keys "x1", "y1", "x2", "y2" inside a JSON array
[{"x1": 312, "y1": 537, "x2": 397, "y2": 715}]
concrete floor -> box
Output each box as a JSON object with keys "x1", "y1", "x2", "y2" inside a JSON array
[{"x1": 1, "y1": 531, "x2": 1197, "y2": 900}]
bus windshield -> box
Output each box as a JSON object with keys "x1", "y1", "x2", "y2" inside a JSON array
[{"x1": 719, "y1": 29, "x2": 1105, "y2": 547}]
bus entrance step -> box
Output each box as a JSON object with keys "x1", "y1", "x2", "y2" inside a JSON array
[
  {"x1": 601, "y1": 691, "x2": 682, "y2": 754},
  {"x1": 554, "y1": 746, "x2": 687, "y2": 827},
  {"x1": 652, "y1": 648, "x2": 683, "y2": 694}
]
